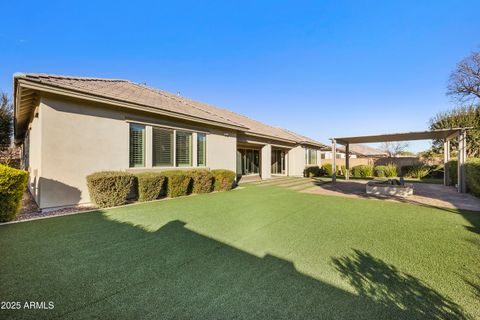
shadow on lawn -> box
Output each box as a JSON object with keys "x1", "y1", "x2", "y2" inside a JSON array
[
  {"x1": 0, "y1": 215, "x2": 469, "y2": 319},
  {"x1": 332, "y1": 250, "x2": 467, "y2": 320}
]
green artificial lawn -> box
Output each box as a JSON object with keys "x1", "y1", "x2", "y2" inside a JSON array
[{"x1": 1, "y1": 184, "x2": 479, "y2": 319}]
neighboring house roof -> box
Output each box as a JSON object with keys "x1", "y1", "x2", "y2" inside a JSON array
[
  {"x1": 14, "y1": 73, "x2": 325, "y2": 147},
  {"x1": 321, "y1": 144, "x2": 387, "y2": 157}
]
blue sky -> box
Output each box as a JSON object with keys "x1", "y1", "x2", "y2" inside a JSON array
[{"x1": 1, "y1": 0, "x2": 479, "y2": 151}]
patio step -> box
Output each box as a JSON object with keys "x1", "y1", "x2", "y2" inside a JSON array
[
  {"x1": 275, "y1": 178, "x2": 315, "y2": 187},
  {"x1": 288, "y1": 181, "x2": 318, "y2": 190},
  {"x1": 257, "y1": 177, "x2": 300, "y2": 186}
]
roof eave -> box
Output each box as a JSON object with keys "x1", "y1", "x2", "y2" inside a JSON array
[{"x1": 15, "y1": 79, "x2": 248, "y2": 135}]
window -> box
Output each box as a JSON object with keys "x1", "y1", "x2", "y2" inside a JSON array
[
  {"x1": 176, "y1": 131, "x2": 192, "y2": 167},
  {"x1": 153, "y1": 128, "x2": 173, "y2": 167},
  {"x1": 305, "y1": 148, "x2": 317, "y2": 165},
  {"x1": 197, "y1": 133, "x2": 206, "y2": 166},
  {"x1": 129, "y1": 124, "x2": 145, "y2": 167}
]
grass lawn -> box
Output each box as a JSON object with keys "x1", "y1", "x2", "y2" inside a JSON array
[{"x1": 1, "y1": 184, "x2": 479, "y2": 319}]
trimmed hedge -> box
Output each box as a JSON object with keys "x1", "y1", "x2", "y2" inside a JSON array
[
  {"x1": 447, "y1": 160, "x2": 458, "y2": 186},
  {"x1": 86, "y1": 171, "x2": 135, "y2": 208},
  {"x1": 374, "y1": 165, "x2": 387, "y2": 177},
  {"x1": 188, "y1": 169, "x2": 214, "y2": 194},
  {"x1": 0, "y1": 164, "x2": 28, "y2": 222},
  {"x1": 449, "y1": 158, "x2": 480, "y2": 196},
  {"x1": 164, "y1": 171, "x2": 192, "y2": 198},
  {"x1": 137, "y1": 173, "x2": 166, "y2": 202},
  {"x1": 351, "y1": 165, "x2": 373, "y2": 178},
  {"x1": 304, "y1": 166, "x2": 323, "y2": 178},
  {"x1": 212, "y1": 169, "x2": 236, "y2": 191},
  {"x1": 465, "y1": 159, "x2": 480, "y2": 196}
]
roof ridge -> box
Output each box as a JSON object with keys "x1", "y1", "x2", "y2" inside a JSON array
[
  {"x1": 127, "y1": 81, "x2": 247, "y2": 128},
  {"x1": 23, "y1": 73, "x2": 128, "y2": 82}
]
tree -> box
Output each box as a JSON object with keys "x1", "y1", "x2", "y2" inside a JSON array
[
  {"x1": 447, "y1": 51, "x2": 480, "y2": 104},
  {"x1": 0, "y1": 92, "x2": 13, "y2": 149},
  {"x1": 429, "y1": 105, "x2": 480, "y2": 157},
  {"x1": 380, "y1": 142, "x2": 409, "y2": 157}
]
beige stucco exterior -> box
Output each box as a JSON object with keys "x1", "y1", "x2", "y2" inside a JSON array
[
  {"x1": 17, "y1": 82, "x2": 324, "y2": 209},
  {"x1": 26, "y1": 96, "x2": 241, "y2": 209}
]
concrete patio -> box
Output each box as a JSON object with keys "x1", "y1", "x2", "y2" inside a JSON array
[{"x1": 302, "y1": 180, "x2": 480, "y2": 212}]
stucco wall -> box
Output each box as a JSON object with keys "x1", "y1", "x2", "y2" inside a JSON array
[
  {"x1": 27, "y1": 105, "x2": 42, "y2": 204},
  {"x1": 287, "y1": 146, "x2": 305, "y2": 177},
  {"x1": 34, "y1": 96, "x2": 237, "y2": 209},
  {"x1": 206, "y1": 129, "x2": 237, "y2": 172}
]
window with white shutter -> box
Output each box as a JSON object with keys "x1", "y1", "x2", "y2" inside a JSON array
[
  {"x1": 129, "y1": 124, "x2": 145, "y2": 167},
  {"x1": 176, "y1": 131, "x2": 192, "y2": 167},
  {"x1": 153, "y1": 128, "x2": 174, "y2": 167}
]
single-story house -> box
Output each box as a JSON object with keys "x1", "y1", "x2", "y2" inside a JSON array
[{"x1": 14, "y1": 73, "x2": 325, "y2": 209}]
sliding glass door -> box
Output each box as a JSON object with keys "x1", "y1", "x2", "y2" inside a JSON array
[
  {"x1": 271, "y1": 149, "x2": 285, "y2": 174},
  {"x1": 236, "y1": 148, "x2": 260, "y2": 175}
]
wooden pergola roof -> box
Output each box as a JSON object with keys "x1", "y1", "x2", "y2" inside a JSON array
[
  {"x1": 329, "y1": 128, "x2": 470, "y2": 193},
  {"x1": 332, "y1": 128, "x2": 469, "y2": 145}
]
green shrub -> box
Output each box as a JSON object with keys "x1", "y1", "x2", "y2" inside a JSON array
[
  {"x1": 304, "y1": 166, "x2": 322, "y2": 177},
  {"x1": 136, "y1": 173, "x2": 166, "y2": 202},
  {"x1": 426, "y1": 164, "x2": 444, "y2": 179},
  {"x1": 86, "y1": 171, "x2": 135, "y2": 208},
  {"x1": 164, "y1": 171, "x2": 192, "y2": 198},
  {"x1": 400, "y1": 165, "x2": 413, "y2": 177},
  {"x1": 384, "y1": 163, "x2": 397, "y2": 177},
  {"x1": 351, "y1": 165, "x2": 373, "y2": 178},
  {"x1": 0, "y1": 164, "x2": 28, "y2": 222},
  {"x1": 465, "y1": 158, "x2": 480, "y2": 196},
  {"x1": 321, "y1": 163, "x2": 341, "y2": 176},
  {"x1": 188, "y1": 169, "x2": 213, "y2": 194},
  {"x1": 340, "y1": 165, "x2": 347, "y2": 176},
  {"x1": 447, "y1": 160, "x2": 458, "y2": 186},
  {"x1": 374, "y1": 165, "x2": 387, "y2": 177},
  {"x1": 402, "y1": 164, "x2": 431, "y2": 179},
  {"x1": 211, "y1": 169, "x2": 236, "y2": 191}
]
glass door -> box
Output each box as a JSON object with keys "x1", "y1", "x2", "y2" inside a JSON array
[
  {"x1": 271, "y1": 149, "x2": 285, "y2": 174},
  {"x1": 237, "y1": 148, "x2": 260, "y2": 175}
]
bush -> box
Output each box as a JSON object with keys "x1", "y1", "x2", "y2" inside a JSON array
[
  {"x1": 164, "y1": 171, "x2": 192, "y2": 198},
  {"x1": 402, "y1": 164, "x2": 431, "y2": 179},
  {"x1": 426, "y1": 164, "x2": 444, "y2": 179},
  {"x1": 0, "y1": 164, "x2": 28, "y2": 222},
  {"x1": 136, "y1": 173, "x2": 166, "y2": 202},
  {"x1": 340, "y1": 165, "x2": 347, "y2": 176},
  {"x1": 465, "y1": 158, "x2": 480, "y2": 196},
  {"x1": 384, "y1": 163, "x2": 397, "y2": 177},
  {"x1": 304, "y1": 166, "x2": 322, "y2": 177},
  {"x1": 447, "y1": 160, "x2": 458, "y2": 186},
  {"x1": 86, "y1": 171, "x2": 135, "y2": 208},
  {"x1": 211, "y1": 169, "x2": 236, "y2": 191},
  {"x1": 188, "y1": 169, "x2": 213, "y2": 194},
  {"x1": 351, "y1": 165, "x2": 373, "y2": 178},
  {"x1": 374, "y1": 165, "x2": 387, "y2": 177}
]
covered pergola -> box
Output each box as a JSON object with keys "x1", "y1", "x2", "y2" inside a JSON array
[{"x1": 331, "y1": 128, "x2": 469, "y2": 193}]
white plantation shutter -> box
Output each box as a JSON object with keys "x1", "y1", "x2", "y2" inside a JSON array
[
  {"x1": 197, "y1": 133, "x2": 206, "y2": 166},
  {"x1": 176, "y1": 131, "x2": 192, "y2": 167},
  {"x1": 129, "y1": 124, "x2": 145, "y2": 167},
  {"x1": 153, "y1": 128, "x2": 173, "y2": 166}
]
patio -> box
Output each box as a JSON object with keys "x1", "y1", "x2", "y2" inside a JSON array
[{"x1": 302, "y1": 179, "x2": 480, "y2": 211}]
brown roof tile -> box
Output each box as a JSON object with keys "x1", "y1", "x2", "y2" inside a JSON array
[{"x1": 19, "y1": 73, "x2": 324, "y2": 146}]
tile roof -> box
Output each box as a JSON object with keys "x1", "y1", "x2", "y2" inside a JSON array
[{"x1": 18, "y1": 73, "x2": 324, "y2": 146}]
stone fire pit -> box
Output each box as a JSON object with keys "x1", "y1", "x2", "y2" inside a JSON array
[{"x1": 366, "y1": 179, "x2": 413, "y2": 197}]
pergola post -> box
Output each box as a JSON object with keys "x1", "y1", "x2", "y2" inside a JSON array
[
  {"x1": 345, "y1": 143, "x2": 350, "y2": 180},
  {"x1": 458, "y1": 129, "x2": 467, "y2": 193},
  {"x1": 443, "y1": 139, "x2": 450, "y2": 186},
  {"x1": 332, "y1": 139, "x2": 336, "y2": 183}
]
